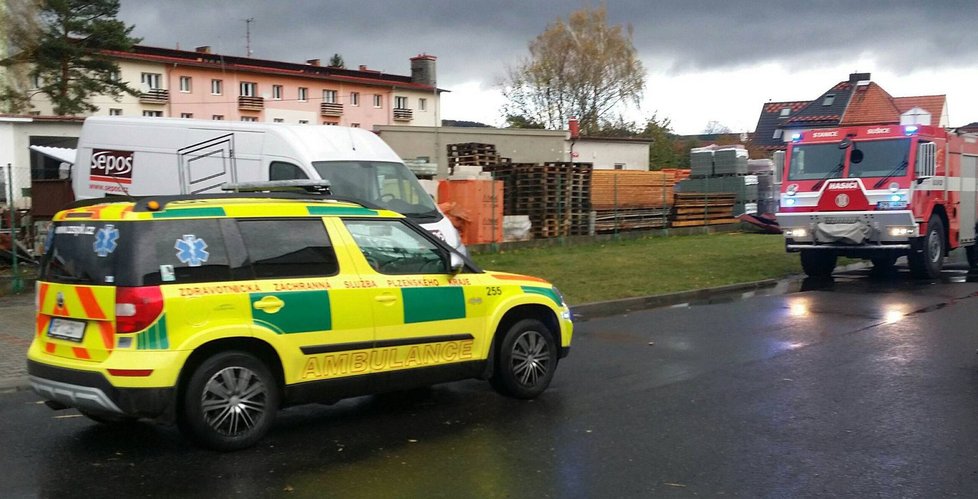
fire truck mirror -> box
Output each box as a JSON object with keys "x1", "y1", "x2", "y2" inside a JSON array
[{"x1": 850, "y1": 149, "x2": 864, "y2": 164}]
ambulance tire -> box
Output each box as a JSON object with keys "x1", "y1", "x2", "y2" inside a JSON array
[
  {"x1": 909, "y1": 216, "x2": 945, "y2": 279},
  {"x1": 179, "y1": 351, "x2": 280, "y2": 452},
  {"x1": 800, "y1": 250, "x2": 837, "y2": 278},
  {"x1": 490, "y1": 319, "x2": 558, "y2": 399}
]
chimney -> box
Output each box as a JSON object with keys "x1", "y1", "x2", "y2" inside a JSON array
[
  {"x1": 195, "y1": 46, "x2": 211, "y2": 54},
  {"x1": 359, "y1": 65, "x2": 368, "y2": 71},
  {"x1": 849, "y1": 72, "x2": 871, "y2": 83},
  {"x1": 306, "y1": 59, "x2": 321, "y2": 66},
  {"x1": 410, "y1": 54, "x2": 437, "y2": 86}
]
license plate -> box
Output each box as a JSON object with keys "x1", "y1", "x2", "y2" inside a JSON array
[
  {"x1": 877, "y1": 201, "x2": 908, "y2": 210},
  {"x1": 48, "y1": 318, "x2": 86, "y2": 342}
]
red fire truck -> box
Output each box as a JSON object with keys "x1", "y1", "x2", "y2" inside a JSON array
[{"x1": 776, "y1": 123, "x2": 978, "y2": 278}]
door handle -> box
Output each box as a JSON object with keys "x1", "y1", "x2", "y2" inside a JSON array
[
  {"x1": 253, "y1": 295, "x2": 285, "y2": 314},
  {"x1": 374, "y1": 294, "x2": 398, "y2": 304}
]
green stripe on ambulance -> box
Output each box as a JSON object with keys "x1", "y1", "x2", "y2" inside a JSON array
[{"x1": 250, "y1": 290, "x2": 332, "y2": 334}]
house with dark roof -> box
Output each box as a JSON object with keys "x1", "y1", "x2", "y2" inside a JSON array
[{"x1": 751, "y1": 72, "x2": 948, "y2": 153}]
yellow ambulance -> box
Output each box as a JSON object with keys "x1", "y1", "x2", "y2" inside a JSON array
[{"x1": 27, "y1": 189, "x2": 572, "y2": 451}]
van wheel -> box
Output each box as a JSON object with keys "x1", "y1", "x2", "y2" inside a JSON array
[
  {"x1": 178, "y1": 351, "x2": 279, "y2": 451},
  {"x1": 909, "y1": 216, "x2": 945, "y2": 279},
  {"x1": 490, "y1": 319, "x2": 558, "y2": 399}
]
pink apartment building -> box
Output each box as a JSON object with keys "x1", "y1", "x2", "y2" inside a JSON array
[{"x1": 26, "y1": 44, "x2": 442, "y2": 130}]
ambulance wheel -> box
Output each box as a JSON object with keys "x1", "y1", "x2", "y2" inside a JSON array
[
  {"x1": 909, "y1": 216, "x2": 945, "y2": 279},
  {"x1": 967, "y1": 245, "x2": 978, "y2": 270},
  {"x1": 800, "y1": 250, "x2": 837, "y2": 278},
  {"x1": 178, "y1": 351, "x2": 279, "y2": 451},
  {"x1": 490, "y1": 319, "x2": 558, "y2": 399}
]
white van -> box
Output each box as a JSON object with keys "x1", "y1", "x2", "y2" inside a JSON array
[{"x1": 72, "y1": 117, "x2": 465, "y2": 254}]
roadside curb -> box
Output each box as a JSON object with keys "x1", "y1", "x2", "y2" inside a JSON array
[{"x1": 571, "y1": 261, "x2": 870, "y2": 320}]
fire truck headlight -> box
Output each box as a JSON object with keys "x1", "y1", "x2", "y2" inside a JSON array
[
  {"x1": 782, "y1": 198, "x2": 797, "y2": 207},
  {"x1": 784, "y1": 228, "x2": 807, "y2": 238},
  {"x1": 888, "y1": 182, "x2": 900, "y2": 193},
  {"x1": 888, "y1": 226, "x2": 916, "y2": 237}
]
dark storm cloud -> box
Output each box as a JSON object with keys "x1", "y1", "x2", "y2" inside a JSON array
[{"x1": 118, "y1": 0, "x2": 978, "y2": 85}]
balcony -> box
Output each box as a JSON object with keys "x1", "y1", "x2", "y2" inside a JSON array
[
  {"x1": 139, "y1": 89, "x2": 169, "y2": 104},
  {"x1": 320, "y1": 102, "x2": 343, "y2": 116},
  {"x1": 393, "y1": 108, "x2": 413, "y2": 121},
  {"x1": 238, "y1": 96, "x2": 264, "y2": 111}
]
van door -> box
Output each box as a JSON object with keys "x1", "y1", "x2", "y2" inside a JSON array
[{"x1": 177, "y1": 133, "x2": 237, "y2": 194}]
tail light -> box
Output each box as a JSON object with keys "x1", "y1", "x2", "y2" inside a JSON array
[{"x1": 115, "y1": 286, "x2": 164, "y2": 333}]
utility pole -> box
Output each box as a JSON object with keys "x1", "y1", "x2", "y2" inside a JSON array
[{"x1": 245, "y1": 18, "x2": 254, "y2": 57}]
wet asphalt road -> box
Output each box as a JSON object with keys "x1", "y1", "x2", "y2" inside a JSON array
[{"x1": 4, "y1": 264, "x2": 978, "y2": 497}]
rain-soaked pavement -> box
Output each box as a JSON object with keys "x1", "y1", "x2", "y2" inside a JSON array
[{"x1": 5, "y1": 261, "x2": 978, "y2": 496}]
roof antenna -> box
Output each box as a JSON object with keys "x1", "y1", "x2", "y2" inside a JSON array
[{"x1": 245, "y1": 18, "x2": 254, "y2": 57}]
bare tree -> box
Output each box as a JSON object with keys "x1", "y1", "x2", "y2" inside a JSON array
[
  {"x1": 500, "y1": 5, "x2": 645, "y2": 134},
  {"x1": 703, "y1": 120, "x2": 733, "y2": 135}
]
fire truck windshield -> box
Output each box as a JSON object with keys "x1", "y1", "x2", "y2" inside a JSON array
[
  {"x1": 788, "y1": 138, "x2": 912, "y2": 181},
  {"x1": 846, "y1": 138, "x2": 911, "y2": 179},
  {"x1": 788, "y1": 143, "x2": 843, "y2": 181}
]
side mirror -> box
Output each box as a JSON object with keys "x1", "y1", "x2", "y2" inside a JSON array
[
  {"x1": 850, "y1": 149, "x2": 864, "y2": 164},
  {"x1": 450, "y1": 253, "x2": 464, "y2": 275}
]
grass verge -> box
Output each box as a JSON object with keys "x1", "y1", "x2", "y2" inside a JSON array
[{"x1": 471, "y1": 232, "x2": 801, "y2": 304}]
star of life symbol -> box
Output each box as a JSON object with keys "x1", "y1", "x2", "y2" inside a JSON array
[
  {"x1": 93, "y1": 224, "x2": 119, "y2": 257},
  {"x1": 175, "y1": 235, "x2": 209, "y2": 267}
]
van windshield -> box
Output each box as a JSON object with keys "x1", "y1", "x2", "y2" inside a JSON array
[{"x1": 312, "y1": 161, "x2": 438, "y2": 218}]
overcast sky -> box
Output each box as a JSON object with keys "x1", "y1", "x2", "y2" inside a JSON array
[{"x1": 117, "y1": 0, "x2": 978, "y2": 134}]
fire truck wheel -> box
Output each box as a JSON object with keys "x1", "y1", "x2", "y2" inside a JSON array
[
  {"x1": 870, "y1": 255, "x2": 898, "y2": 270},
  {"x1": 909, "y1": 215, "x2": 945, "y2": 279},
  {"x1": 967, "y1": 245, "x2": 978, "y2": 270},
  {"x1": 800, "y1": 250, "x2": 837, "y2": 278}
]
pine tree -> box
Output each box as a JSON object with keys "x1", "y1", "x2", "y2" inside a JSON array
[{"x1": 32, "y1": 0, "x2": 141, "y2": 115}]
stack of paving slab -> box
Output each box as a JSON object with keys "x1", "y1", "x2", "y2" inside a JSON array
[{"x1": 749, "y1": 159, "x2": 778, "y2": 214}]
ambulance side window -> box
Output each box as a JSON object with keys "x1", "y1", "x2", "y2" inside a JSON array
[
  {"x1": 237, "y1": 219, "x2": 338, "y2": 278},
  {"x1": 344, "y1": 219, "x2": 448, "y2": 275},
  {"x1": 136, "y1": 220, "x2": 231, "y2": 285},
  {"x1": 269, "y1": 161, "x2": 308, "y2": 180}
]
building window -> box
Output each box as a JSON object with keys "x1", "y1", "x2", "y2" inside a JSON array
[
  {"x1": 351, "y1": 92, "x2": 360, "y2": 106},
  {"x1": 323, "y1": 89, "x2": 337, "y2": 104},
  {"x1": 30, "y1": 74, "x2": 42, "y2": 89},
  {"x1": 394, "y1": 96, "x2": 408, "y2": 109},
  {"x1": 240, "y1": 81, "x2": 257, "y2": 97},
  {"x1": 109, "y1": 108, "x2": 122, "y2": 116},
  {"x1": 272, "y1": 85, "x2": 282, "y2": 100},
  {"x1": 242, "y1": 116, "x2": 258, "y2": 122},
  {"x1": 351, "y1": 123, "x2": 360, "y2": 128},
  {"x1": 179, "y1": 76, "x2": 192, "y2": 93},
  {"x1": 213, "y1": 115, "x2": 224, "y2": 120},
  {"x1": 109, "y1": 71, "x2": 121, "y2": 82},
  {"x1": 779, "y1": 108, "x2": 790, "y2": 117},
  {"x1": 141, "y1": 72, "x2": 162, "y2": 90},
  {"x1": 298, "y1": 120, "x2": 309, "y2": 124},
  {"x1": 211, "y1": 79, "x2": 223, "y2": 95},
  {"x1": 419, "y1": 98, "x2": 427, "y2": 111},
  {"x1": 181, "y1": 113, "x2": 194, "y2": 119},
  {"x1": 373, "y1": 94, "x2": 383, "y2": 108},
  {"x1": 822, "y1": 94, "x2": 836, "y2": 106},
  {"x1": 613, "y1": 163, "x2": 625, "y2": 170},
  {"x1": 323, "y1": 121, "x2": 338, "y2": 126},
  {"x1": 143, "y1": 110, "x2": 163, "y2": 117},
  {"x1": 298, "y1": 87, "x2": 308, "y2": 102},
  {"x1": 773, "y1": 129, "x2": 783, "y2": 140},
  {"x1": 273, "y1": 118, "x2": 284, "y2": 123}
]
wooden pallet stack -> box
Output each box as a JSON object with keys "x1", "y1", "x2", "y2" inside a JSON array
[
  {"x1": 670, "y1": 192, "x2": 739, "y2": 227},
  {"x1": 447, "y1": 143, "x2": 504, "y2": 171},
  {"x1": 589, "y1": 170, "x2": 676, "y2": 232},
  {"x1": 509, "y1": 162, "x2": 592, "y2": 238}
]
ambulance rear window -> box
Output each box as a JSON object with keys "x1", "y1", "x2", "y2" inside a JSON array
[
  {"x1": 42, "y1": 222, "x2": 132, "y2": 285},
  {"x1": 42, "y1": 220, "x2": 231, "y2": 286}
]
